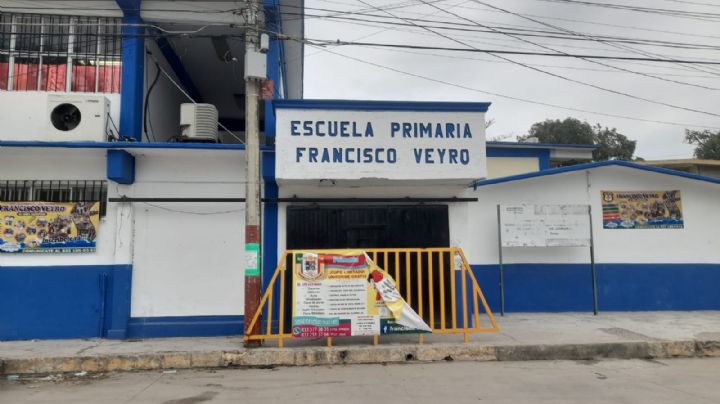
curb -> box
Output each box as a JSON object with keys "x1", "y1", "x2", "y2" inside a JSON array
[{"x1": 2, "y1": 340, "x2": 719, "y2": 375}]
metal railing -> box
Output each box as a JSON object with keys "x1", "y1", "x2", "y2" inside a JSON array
[{"x1": 244, "y1": 247, "x2": 499, "y2": 347}]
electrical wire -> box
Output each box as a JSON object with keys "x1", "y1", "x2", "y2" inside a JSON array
[
  {"x1": 531, "y1": 0, "x2": 720, "y2": 21},
  {"x1": 141, "y1": 202, "x2": 244, "y2": 215},
  {"x1": 144, "y1": 59, "x2": 161, "y2": 142},
  {"x1": 468, "y1": 0, "x2": 720, "y2": 88},
  {"x1": 355, "y1": 43, "x2": 720, "y2": 79},
  {"x1": 388, "y1": 0, "x2": 720, "y2": 117},
  {"x1": 304, "y1": 42, "x2": 720, "y2": 129}
]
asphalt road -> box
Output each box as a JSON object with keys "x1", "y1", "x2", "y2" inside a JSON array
[{"x1": 2, "y1": 358, "x2": 719, "y2": 403}]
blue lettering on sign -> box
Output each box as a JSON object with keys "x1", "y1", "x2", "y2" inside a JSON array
[
  {"x1": 363, "y1": 148, "x2": 373, "y2": 163},
  {"x1": 402, "y1": 123, "x2": 412, "y2": 138},
  {"x1": 387, "y1": 148, "x2": 397, "y2": 163},
  {"x1": 328, "y1": 121, "x2": 338, "y2": 137},
  {"x1": 413, "y1": 148, "x2": 470, "y2": 165},
  {"x1": 390, "y1": 122, "x2": 400, "y2": 137},
  {"x1": 460, "y1": 149, "x2": 470, "y2": 164},
  {"x1": 365, "y1": 122, "x2": 374, "y2": 137},
  {"x1": 445, "y1": 123, "x2": 454, "y2": 138},
  {"x1": 289, "y1": 120, "x2": 474, "y2": 166},
  {"x1": 289, "y1": 121, "x2": 472, "y2": 138}
]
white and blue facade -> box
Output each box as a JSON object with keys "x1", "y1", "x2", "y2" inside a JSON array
[{"x1": 1, "y1": 2, "x2": 719, "y2": 342}]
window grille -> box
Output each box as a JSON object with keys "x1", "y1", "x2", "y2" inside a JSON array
[
  {"x1": 0, "y1": 13, "x2": 122, "y2": 93},
  {"x1": 0, "y1": 180, "x2": 108, "y2": 216}
]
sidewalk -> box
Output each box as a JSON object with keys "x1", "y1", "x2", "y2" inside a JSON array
[{"x1": 2, "y1": 312, "x2": 720, "y2": 375}]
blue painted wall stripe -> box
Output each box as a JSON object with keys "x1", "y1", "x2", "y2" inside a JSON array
[
  {"x1": 262, "y1": 151, "x2": 280, "y2": 332},
  {"x1": 0, "y1": 140, "x2": 249, "y2": 150},
  {"x1": 119, "y1": 14, "x2": 145, "y2": 142},
  {"x1": 273, "y1": 99, "x2": 491, "y2": 112},
  {"x1": 0, "y1": 265, "x2": 132, "y2": 341},
  {"x1": 473, "y1": 160, "x2": 720, "y2": 188},
  {"x1": 472, "y1": 263, "x2": 720, "y2": 313},
  {"x1": 127, "y1": 315, "x2": 244, "y2": 338}
]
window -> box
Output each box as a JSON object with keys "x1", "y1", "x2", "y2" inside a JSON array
[
  {"x1": 0, "y1": 13, "x2": 122, "y2": 93},
  {"x1": 0, "y1": 180, "x2": 108, "y2": 216}
]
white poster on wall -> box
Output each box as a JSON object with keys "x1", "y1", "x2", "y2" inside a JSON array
[
  {"x1": 274, "y1": 102, "x2": 488, "y2": 184},
  {"x1": 499, "y1": 204, "x2": 591, "y2": 247}
]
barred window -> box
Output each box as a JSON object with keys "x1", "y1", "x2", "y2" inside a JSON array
[
  {"x1": 0, "y1": 180, "x2": 108, "y2": 216},
  {"x1": 0, "y1": 13, "x2": 122, "y2": 93}
]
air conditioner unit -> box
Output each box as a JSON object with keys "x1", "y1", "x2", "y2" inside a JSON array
[
  {"x1": 47, "y1": 94, "x2": 111, "y2": 141},
  {"x1": 180, "y1": 103, "x2": 219, "y2": 142}
]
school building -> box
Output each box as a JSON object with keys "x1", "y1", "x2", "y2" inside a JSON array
[{"x1": 0, "y1": 1, "x2": 718, "y2": 341}]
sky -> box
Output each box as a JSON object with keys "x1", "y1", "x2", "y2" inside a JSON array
[{"x1": 301, "y1": 0, "x2": 720, "y2": 160}]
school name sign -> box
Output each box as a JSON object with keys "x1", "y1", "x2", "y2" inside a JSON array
[{"x1": 274, "y1": 101, "x2": 489, "y2": 183}]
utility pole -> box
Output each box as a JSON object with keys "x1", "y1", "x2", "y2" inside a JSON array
[{"x1": 243, "y1": 0, "x2": 263, "y2": 347}]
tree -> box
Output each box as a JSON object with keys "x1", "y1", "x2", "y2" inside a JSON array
[
  {"x1": 685, "y1": 129, "x2": 720, "y2": 160},
  {"x1": 523, "y1": 118, "x2": 594, "y2": 145},
  {"x1": 592, "y1": 125, "x2": 636, "y2": 161},
  {"x1": 521, "y1": 117, "x2": 637, "y2": 161}
]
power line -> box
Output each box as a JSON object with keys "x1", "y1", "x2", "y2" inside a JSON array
[
  {"x1": 357, "y1": 43, "x2": 720, "y2": 79},
  {"x1": 469, "y1": 0, "x2": 720, "y2": 88},
  {"x1": 278, "y1": 7, "x2": 720, "y2": 51},
  {"x1": 531, "y1": 0, "x2": 720, "y2": 21},
  {"x1": 305, "y1": 39, "x2": 720, "y2": 65},
  {"x1": 310, "y1": 0, "x2": 720, "y2": 39},
  {"x1": 397, "y1": 0, "x2": 720, "y2": 117},
  {"x1": 303, "y1": 42, "x2": 720, "y2": 130}
]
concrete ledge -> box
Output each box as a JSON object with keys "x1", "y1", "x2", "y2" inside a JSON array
[{"x1": 2, "y1": 339, "x2": 719, "y2": 376}]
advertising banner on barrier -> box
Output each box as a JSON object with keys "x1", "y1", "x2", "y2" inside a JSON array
[
  {"x1": 292, "y1": 250, "x2": 431, "y2": 338},
  {"x1": 0, "y1": 201, "x2": 100, "y2": 253},
  {"x1": 601, "y1": 190, "x2": 683, "y2": 229}
]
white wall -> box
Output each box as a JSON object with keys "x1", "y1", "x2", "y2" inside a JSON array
[
  {"x1": 0, "y1": 148, "x2": 124, "y2": 266},
  {"x1": 127, "y1": 150, "x2": 247, "y2": 317},
  {"x1": 0, "y1": 147, "x2": 249, "y2": 318},
  {"x1": 459, "y1": 165, "x2": 720, "y2": 265}
]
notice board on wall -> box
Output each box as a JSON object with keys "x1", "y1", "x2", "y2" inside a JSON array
[{"x1": 499, "y1": 204, "x2": 590, "y2": 247}]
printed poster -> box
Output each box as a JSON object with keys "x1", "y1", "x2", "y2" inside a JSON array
[
  {"x1": 292, "y1": 250, "x2": 431, "y2": 338},
  {"x1": 601, "y1": 190, "x2": 683, "y2": 229},
  {"x1": 0, "y1": 201, "x2": 100, "y2": 253}
]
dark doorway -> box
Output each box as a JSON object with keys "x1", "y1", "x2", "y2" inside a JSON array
[
  {"x1": 286, "y1": 205, "x2": 450, "y2": 249},
  {"x1": 283, "y1": 205, "x2": 452, "y2": 330}
]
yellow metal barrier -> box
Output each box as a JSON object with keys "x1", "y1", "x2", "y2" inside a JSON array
[{"x1": 244, "y1": 248, "x2": 499, "y2": 347}]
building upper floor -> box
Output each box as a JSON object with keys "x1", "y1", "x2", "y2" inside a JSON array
[{"x1": 0, "y1": 0, "x2": 303, "y2": 144}]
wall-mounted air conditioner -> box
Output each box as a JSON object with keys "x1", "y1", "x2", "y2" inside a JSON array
[
  {"x1": 47, "y1": 94, "x2": 111, "y2": 141},
  {"x1": 180, "y1": 103, "x2": 219, "y2": 142}
]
